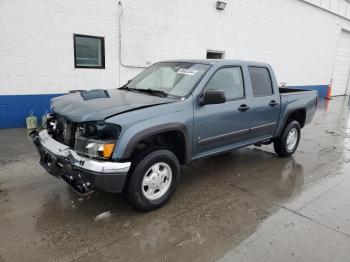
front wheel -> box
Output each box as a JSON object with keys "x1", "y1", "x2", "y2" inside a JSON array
[
  {"x1": 274, "y1": 120, "x2": 301, "y2": 157},
  {"x1": 126, "y1": 149, "x2": 180, "y2": 212}
]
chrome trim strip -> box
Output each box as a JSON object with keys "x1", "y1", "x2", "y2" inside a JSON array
[
  {"x1": 198, "y1": 129, "x2": 250, "y2": 145},
  {"x1": 250, "y1": 122, "x2": 277, "y2": 132},
  {"x1": 198, "y1": 122, "x2": 276, "y2": 146},
  {"x1": 38, "y1": 130, "x2": 131, "y2": 174}
]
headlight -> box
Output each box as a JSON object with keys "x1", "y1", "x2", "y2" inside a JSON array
[
  {"x1": 85, "y1": 141, "x2": 115, "y2": 159},
  {"x1": 74, "y1": 122, "x2": 120, "y2": 160}
]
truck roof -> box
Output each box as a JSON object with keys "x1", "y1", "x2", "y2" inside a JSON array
[{"x1": 160, "y1": 59, "x2": 270, "y2": 67}]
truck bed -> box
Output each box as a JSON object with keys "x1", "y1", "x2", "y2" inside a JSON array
[{"x1": 279, "y1": 87, "x2": 314, "y2": 94}]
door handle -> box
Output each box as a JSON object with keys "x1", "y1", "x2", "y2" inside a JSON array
[
  {"x1": 269, "y1": 100, "x2": 278, "y2": 107},
  {"x1": 238, "y1": 104, "x2": 250, "y2": 112}
]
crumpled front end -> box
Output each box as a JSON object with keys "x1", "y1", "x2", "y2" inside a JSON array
[{"x1": 30, "y1": 113, "x2": 131, "y2": 195}]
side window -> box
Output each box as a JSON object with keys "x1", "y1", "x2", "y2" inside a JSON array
[
  {"x1": 206, "y1": 67, "x2": 244, "y2": 100},
  {"x1": 248, "y1": 67, "x2": 273, "y2": 96}
]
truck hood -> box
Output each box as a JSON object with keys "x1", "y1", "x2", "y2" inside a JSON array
[{"x1": 51, "y1": 89, "x2": 176, "y2": 122}]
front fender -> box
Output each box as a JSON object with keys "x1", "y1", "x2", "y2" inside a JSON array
[
  {"x1": 106, "y1": 96, "x2": 194, "y2": 163},
  {"x1": 116, "y1": 122, "x2": 191, "y2": 163}
]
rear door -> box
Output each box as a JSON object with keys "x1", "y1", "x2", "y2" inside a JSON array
[{"x1": 247, "y1": 66, "x2": 280, "y2": 140}]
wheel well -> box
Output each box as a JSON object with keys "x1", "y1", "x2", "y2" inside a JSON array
[
  {"x1": 131, "y1": 131, "x2": 187, "y2": 164},
  {"x1": 287, "y1": 109, "x2": 306, "y2": 128}
]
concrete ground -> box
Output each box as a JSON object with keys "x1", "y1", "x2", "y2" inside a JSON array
[{"x1": 1, "y1": 97, "x2": 350, "y2": 262}]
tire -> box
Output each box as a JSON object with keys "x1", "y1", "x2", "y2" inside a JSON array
[
  {"x1": 274, "y1": 120, "x2": 301, "y2": 157},
  {"x1": 125, "y1": 149, "x2": 180, "y2": 212}
]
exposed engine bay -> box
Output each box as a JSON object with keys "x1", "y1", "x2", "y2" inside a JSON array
[{"x1": 46, "y1": 113, "x2": 120, "y2": 160}]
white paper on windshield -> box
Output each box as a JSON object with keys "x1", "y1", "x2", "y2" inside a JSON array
[{"x1": 177, "y1": 69, "x2": 197, "y2": 76}]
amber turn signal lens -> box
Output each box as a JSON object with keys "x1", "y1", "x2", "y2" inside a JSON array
[{"x1": 102, "y1": 144, "x2": 115, "y2": 158}]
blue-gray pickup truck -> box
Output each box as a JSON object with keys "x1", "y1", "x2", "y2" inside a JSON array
[{"x1": 31, "y1": 59, "x2": 317, "y2": 211}]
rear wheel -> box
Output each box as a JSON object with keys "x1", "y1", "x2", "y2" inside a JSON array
[
  {"x1": 125, "y1": 149, "x2": 180, "y2": 212},
  {"x1": 274, "y1": 120, "x2": 301, "y2": 157}
]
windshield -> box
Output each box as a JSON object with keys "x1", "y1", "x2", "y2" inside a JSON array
[{"x1": 125, "y1": 62, "x2": 211, "y2": 98}]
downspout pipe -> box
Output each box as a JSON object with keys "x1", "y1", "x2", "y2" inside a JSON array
[{"x1": 118, "y1": 1, "x2": 148, "y2": 70}]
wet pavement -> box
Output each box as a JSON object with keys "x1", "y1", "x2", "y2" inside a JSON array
[{"x1": 1, "y1": 97, "x2": 350, "y2": 262}]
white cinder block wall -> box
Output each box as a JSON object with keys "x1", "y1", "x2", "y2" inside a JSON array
[
  {"x1": 1, "y1": 0, "x2": 350, "y2": 127},
  {"x1": 0, "y1": 0, "x2": 120, "y2": 95},
  {"x1": 121, "y1": 0, "x2": 350, "y2": 87}
]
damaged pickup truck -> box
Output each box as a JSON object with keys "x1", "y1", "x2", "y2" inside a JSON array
[{"x1": 31, "y1": 59, "x2": 317, "y2": 211}]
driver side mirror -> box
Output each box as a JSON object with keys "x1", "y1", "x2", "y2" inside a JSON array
[{"x1": 199, "y1": 89, "x2": 226, "y2": 105}]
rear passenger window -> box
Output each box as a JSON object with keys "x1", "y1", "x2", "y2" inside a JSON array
[
  {"x1": 248, "y1": 67, "x2": 273, "y2": 96},
  {"x1": 206, "y1": 67, "x2": 244, "y2": 100}
]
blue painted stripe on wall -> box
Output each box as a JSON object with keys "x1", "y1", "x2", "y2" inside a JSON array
[
  {"x1": 0, "y1": 94, "x2": 65, "y2": 129},
  {"x1": 287, "y1": 85, "x2": 328, "y2": 98}
]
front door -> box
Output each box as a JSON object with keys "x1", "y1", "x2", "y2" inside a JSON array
[{"x1": 193, "y1": 66, "x2": 252, "y2": 159}]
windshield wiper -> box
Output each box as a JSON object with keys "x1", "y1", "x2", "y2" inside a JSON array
[
  {"x1": 136, "y1": 89, "x2": 168, "y2": 98},
  {"x1": 119, "y1": 86, "x2": 168, "y2": 97},
  {"x1": 119, "y1": 86, "x2": 137, "y2": 92}
]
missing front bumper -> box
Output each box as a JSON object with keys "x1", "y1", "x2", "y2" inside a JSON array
[{"x1": 30, "y1": 130, "x2": 131, "y2": 194}]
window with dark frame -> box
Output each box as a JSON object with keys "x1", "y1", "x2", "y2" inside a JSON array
[
  {"x1": 74, "y1": 34, "x2": 105, "y2": 69},
  {"x1": 206, "y1": 50, "x2": 224, "y2": 59},
  {"x1": 248, "y1": 66, "x2": 273, "y2": 96}
]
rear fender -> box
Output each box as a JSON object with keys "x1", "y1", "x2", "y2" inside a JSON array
[{"x1": 275, "y1": 107, "x2": 306, "y2": 137}]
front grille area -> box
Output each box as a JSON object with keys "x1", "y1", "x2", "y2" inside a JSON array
[
  {"x1": 51, "y1": 115, "x2": 77, "y2": 147},
  {"x1": 47, "y1": 113, "x2": 120, "y2": 156},
  {"x1": 74, "y1": 135, "x2": 88, "y2": 155}
]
